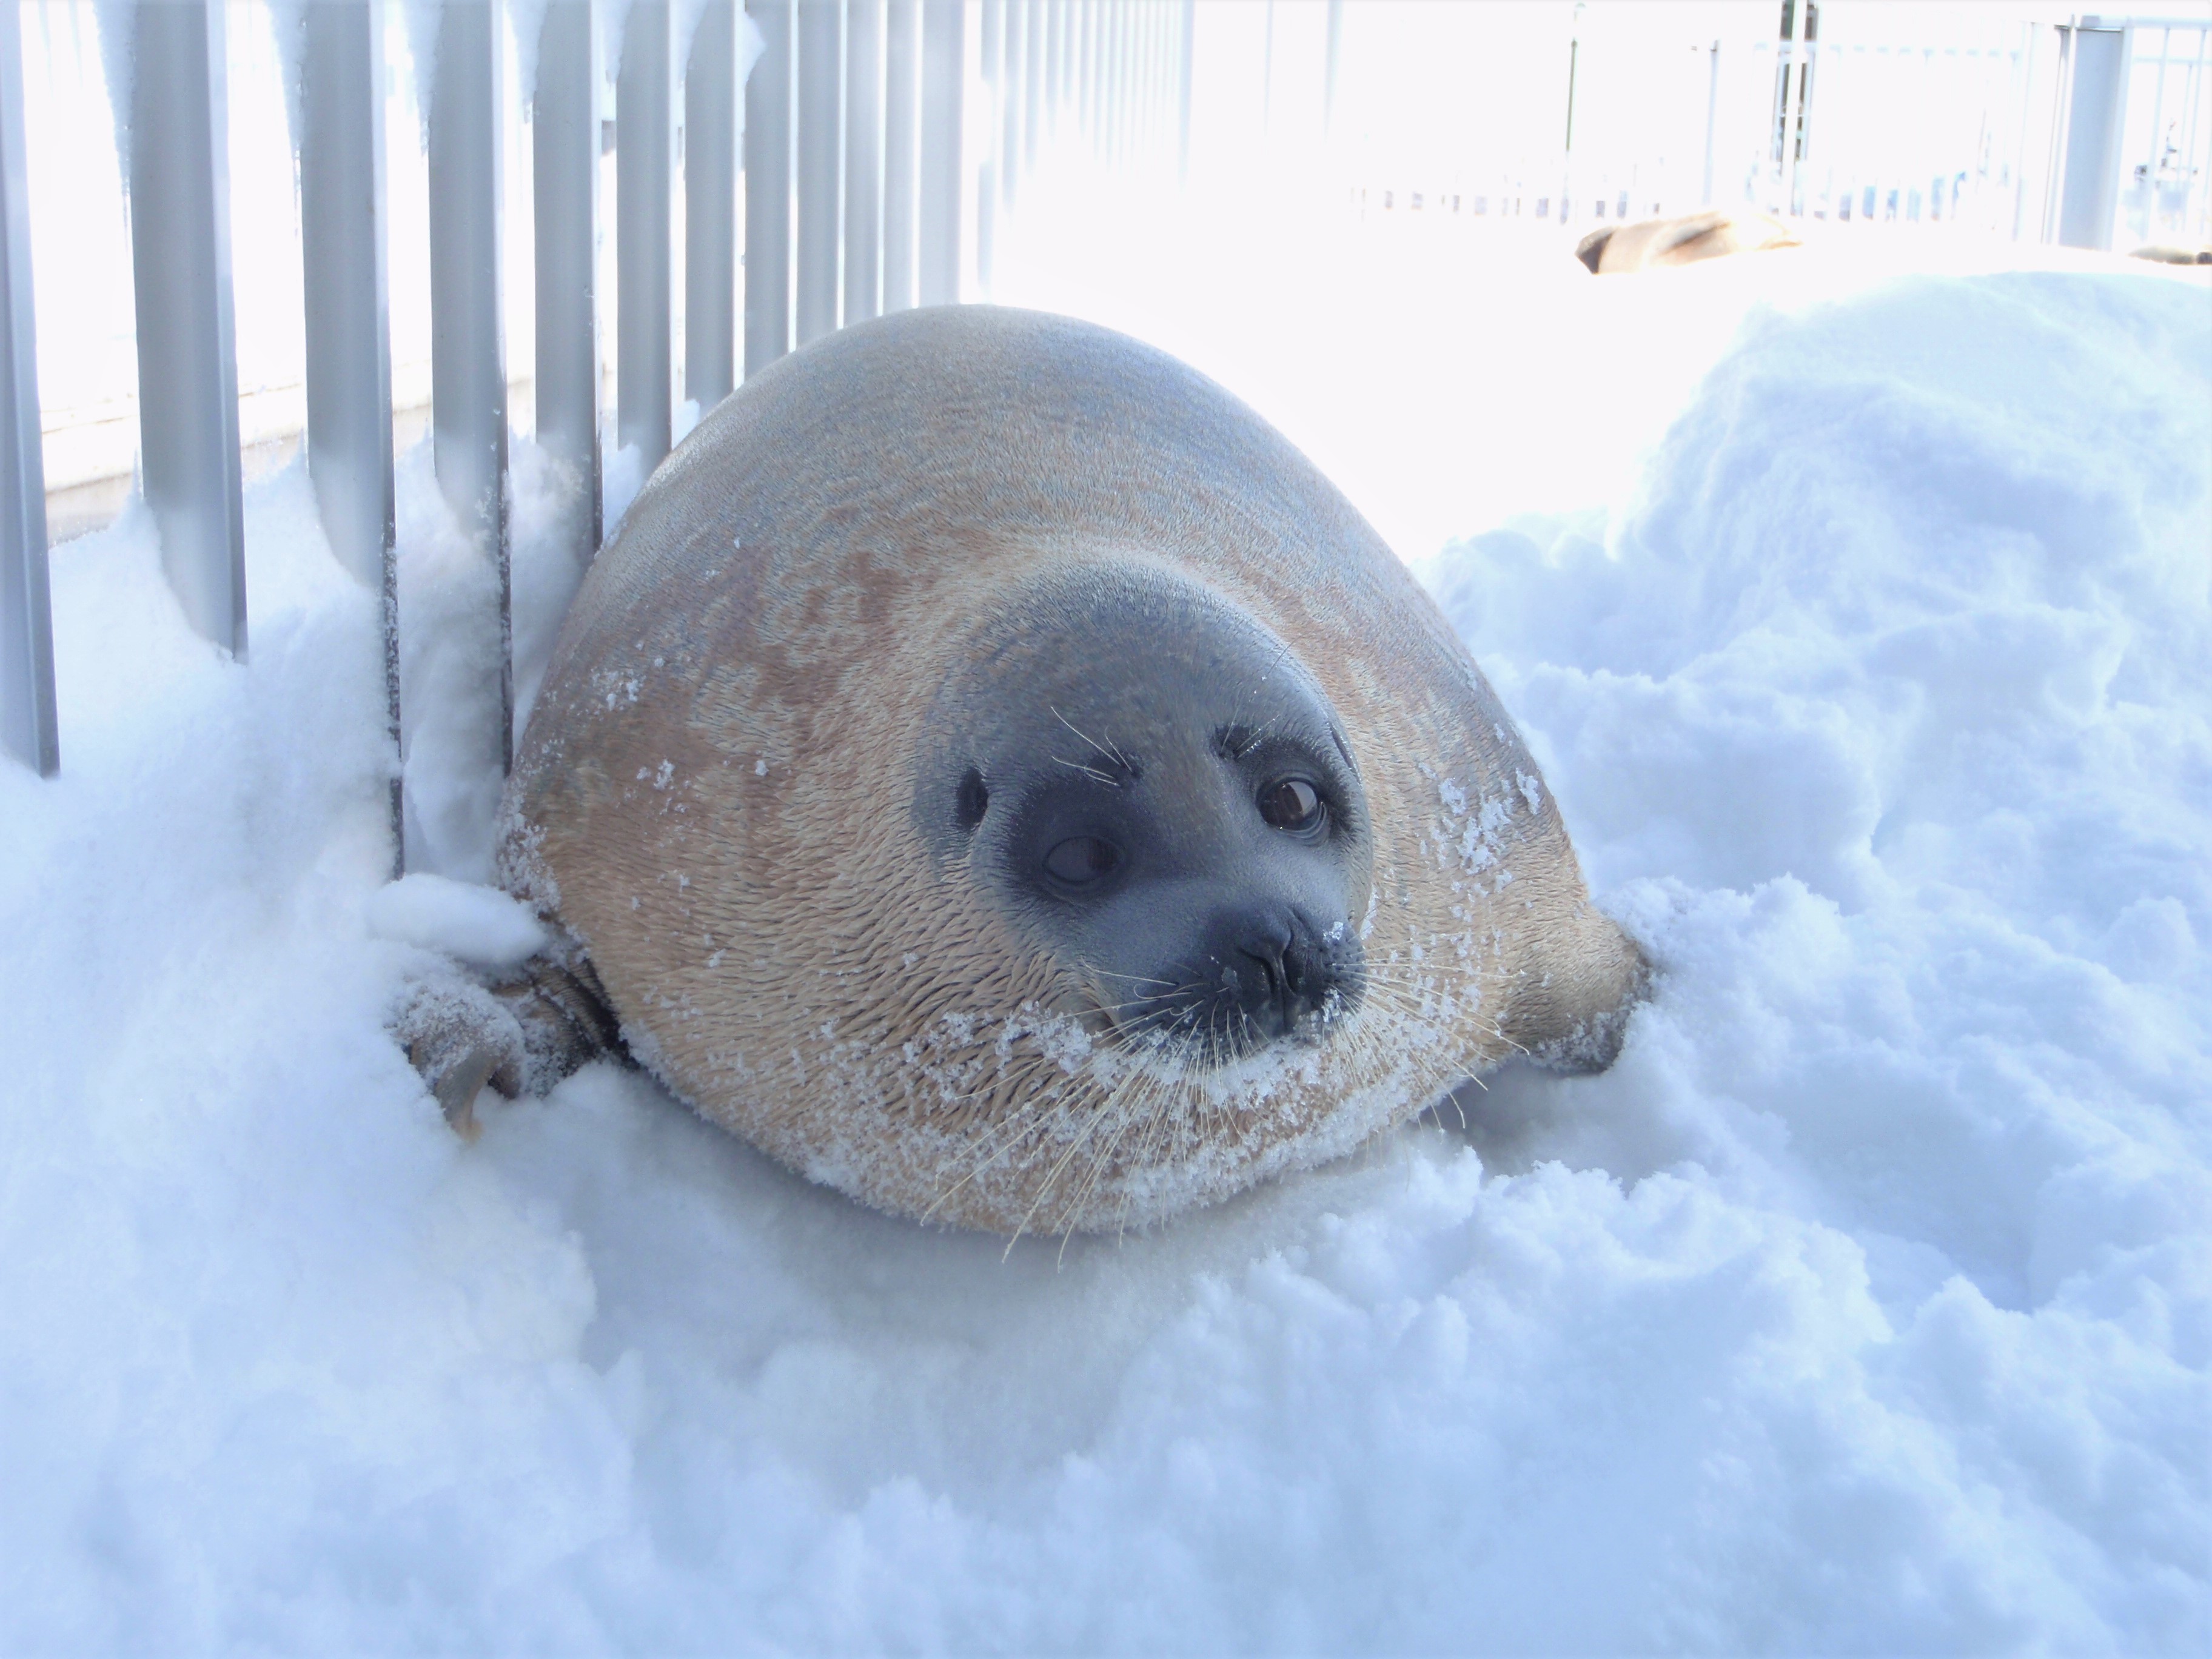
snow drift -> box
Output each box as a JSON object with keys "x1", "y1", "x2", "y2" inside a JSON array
[{"x1": 0, "y1": 232, "x2": 2204, "y2": 1651}]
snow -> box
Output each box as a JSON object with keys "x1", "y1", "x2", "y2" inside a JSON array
[
  {"x1": 367, "y1": 873, "x2": 549, "y2": 970},
  {"x1": 2, "y1": 206, "x2": 2207, "y2": 1651}
]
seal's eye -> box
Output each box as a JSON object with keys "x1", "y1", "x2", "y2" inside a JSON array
[
  {"x1": 1043, "y1": 835, "x2": 1120, "y2": 885},
  {"x1": 955, "y1": 767, "x2": 988, "y2": 832},
  {"x1": 1258, "y1": 777, "x2": 1324, "y2": 833}
]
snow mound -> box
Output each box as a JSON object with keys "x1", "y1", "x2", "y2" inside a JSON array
[
  {"x1": 0, "y1": 250, "x2": 2204, "y2": 1652},
  {"x1": 367, "y1": 872, "x2": 549, "y2": 970}
]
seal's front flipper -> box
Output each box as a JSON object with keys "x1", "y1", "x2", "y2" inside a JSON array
[
  {"x1": 492, "y1": 951, "x2": 623, "y2": 1096},
  {"x1": 393, "y1": 976, "x2": 526, "y2": 1138},
  {"x1": 391, "y1": 951, "x2": 623, "y2": 1136}
]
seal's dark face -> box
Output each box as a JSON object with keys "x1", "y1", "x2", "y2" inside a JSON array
[{"x1": 918, "y1": 561, "x2": 1371, "y2": 1063}]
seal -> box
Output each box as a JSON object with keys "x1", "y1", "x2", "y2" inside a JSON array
[
  {"x1": 481, "y1": 305, "x2": 1645, "y2": 1235},
  {"x1": 1577, "y1": 209, "x2": 1799, "y2": 274}
]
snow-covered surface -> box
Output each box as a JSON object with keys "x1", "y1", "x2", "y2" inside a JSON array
[{"x1": 2, "y1": 206, "x2": 2207, "y2": 1651}]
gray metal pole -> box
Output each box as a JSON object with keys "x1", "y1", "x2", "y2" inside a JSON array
[
  {"x1": 1025, "y1": 0, "x2": 1043, "y2": 176},
  {"x1": 536, "y1": 0, "x2": 603, "y2": 552},
  {"x1": 1003, "y1": 0, "x2": 1025, "y2": 206},
  {"x1": 1324, "y1": 0, "x2": 1342, "y2": 140},
  {"x1": 844, "y1": 0, "x2": 883, "y2": 324},
  {"x1": 978, "y1": 0, "x2": 1000, "y2": 291},
  {"x1": 686, "y1": 0, "x2": 738, "y2": 410},
  {"x1": 429, "y1": 0, "x2": 511, "y2": 766},
  {"x1": 1701, "y1": 41, "x2": 1720, "y2": 207},
  {"x1": 918, "y1": 0, "x2": 964, "y2": 305},
  {"x1": 0, "y1": 0, "x2": 55, "y2": 776},
  {"x1": 744, "y1": 0, "x2": 793, "y2": 375},
  {"x1": 619, "y1": 0, "x2": 674, "y2": 468},
  {"x1": 1176, "y1": 0, "x2": 1192, "y2": 183},
  {"x1": 2057, "y1": 24, "x2": 2128, "y2": 249},
  {"x1": 130, "y1": 0, "x2": 247, "y2": 660},
  {"x1": 1047, "y1": 0, "x2": 1064, "y2": 142},
  {"x1": 882, "y1": 0, "x2": 919, "y2": 310},
  {"x1": 301, "y1": 0, "x2": 398, "y2": 856},
  {"x1": 794, "y1": 0, "x2": 841, "y2": 345}
]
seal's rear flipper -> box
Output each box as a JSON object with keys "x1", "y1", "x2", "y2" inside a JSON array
[
  {"x1": 392, "y1": 950, "x2": 623, "y2": 1136},
  {"x1": 1501, "y1": 905, "x2": 1651, "y2": 1075}
]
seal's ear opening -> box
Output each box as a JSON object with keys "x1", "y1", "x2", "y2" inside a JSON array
[
  {"x1": 955, "y1": 767, "x2": 989, "y2": 832},
  {"x1": 1575, "y1": 226, "x2": 1615, "y2": 274}
]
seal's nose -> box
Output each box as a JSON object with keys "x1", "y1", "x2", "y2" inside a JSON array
[{"x1": 1212, "y1": 905, "x2": 1341, "y2": 1041}]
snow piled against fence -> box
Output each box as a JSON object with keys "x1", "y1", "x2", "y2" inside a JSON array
[{"x1": 1, "y1": 225, "x2": 2207, "y2": 1653}]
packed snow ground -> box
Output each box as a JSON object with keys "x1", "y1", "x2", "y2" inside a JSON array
[{"x1": 2, "y1": 198, "x2": 2207, "y2": 1652}]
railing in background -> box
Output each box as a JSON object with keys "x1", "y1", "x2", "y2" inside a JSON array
[
  {"x1": 4, "y1": 0, "x2": 2202, "y2": 813},
  {"x1": 0, "y1": 0, "x2": 1183, "y2": 808},
  {"x1": 1344, "y1": 9, "x2": 2209, "y2": 258},
  {"x1": 1, "y1": 0, "x2": 55, "y2": 776}
]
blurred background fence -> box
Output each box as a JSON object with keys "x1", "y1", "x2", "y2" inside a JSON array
[{"x1": 4, "y1": 1, "x2": 2206, "y2": 818}]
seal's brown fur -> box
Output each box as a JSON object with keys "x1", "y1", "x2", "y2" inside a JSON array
[{"x1": 501, "y1": 306, "x2": 1643, "y2": 1233}]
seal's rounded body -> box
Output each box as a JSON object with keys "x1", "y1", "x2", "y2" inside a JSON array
[{"x1": 501, "y1": 306, "x2": 1642, "y2": 1233}]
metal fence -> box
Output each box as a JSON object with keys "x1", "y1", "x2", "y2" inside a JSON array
[
  {"x1": 1339, "y1": 8, "x2": 2208, "y2": 256},
  {"x1": 3, "y1": 0, "x2": 2200, "y2": 829},
  {"x1": 0, "y1": 0, "x2": 1198, "y2": 856}
]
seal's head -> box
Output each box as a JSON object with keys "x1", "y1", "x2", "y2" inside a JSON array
[
  {"x1": 503, "y1": 304, "x2": 1646, "y2": 1236},
  {"x1": 920, "y1": 561, "x2": 1371, "y2": 1066}
]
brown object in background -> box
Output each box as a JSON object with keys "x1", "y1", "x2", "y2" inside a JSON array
[{"x1": 1577, "y1": 210, "x2": 1801, "y2": 274}]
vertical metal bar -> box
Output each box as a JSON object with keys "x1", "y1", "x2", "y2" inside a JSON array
[
  {"x1": 794, "y1": 0, "x2": 841, "y2": 344},
  {"x1": 844, "y1": 0, "x2": 882, "y2": 324},
  {"x1": 2059, "y1": 25, "x2": 2128, "y2": 247},
  {"x1": 1024, "y1": 0, "x2": 1043, "y2": 175},
  {"x1": 130, "y1": 0, "x2": 247, "y2": 660},
  {"x1": 686, "y1": 0, "x2": 738, "y2": 411},
  {"x1": 429, "y1": 0, "x2": 510, "y2": 766},
  {"x1": 978, "y1": 0, "x2": 1000, "y2": 290},
  {"x1": 1001, "y1": 0, "x2": 1023, "y2": 207},
  {"x1": 1324, "y1": 0, "x2": 1342, "y2": 141},
  {"x1": 301, "y1": 0, "x2": 398, "y2": 858},
  {"x1": 619, "y1": 0, "x2": 674, "y2": 468},
  {"x1": 1079, "y1": 0, "x2": 1095, "y2": 147},
  {"x1": 1047, "y1": 0, "x2": 1064, "y2": 142},
  {"x1": 0, "y1": 0, "x2": 55, "y2": 776},
  {"x1": 917, "y1": 0, "x2": 964, "y2": 305},
  {"x1": 1703, "y1": 41, "x2": 1721, "y2": 207},
  {"x1": 1176, "y1": 0, "x2": 1192, "y2": 183},
  {"x1": 882, "y1": 0, "x2": 919, "y2": 310},
  {"x1": 744, "y1": 0, "x2": 793, "y2": 375},
  {"x1": 538, "y1": 0, "x2": 603, "y2": 551}
]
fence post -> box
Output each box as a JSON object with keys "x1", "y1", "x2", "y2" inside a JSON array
[
  {"x1": 687, "y1": 0, "x2": 739, "y2": 411},
  {"x1": 918, "y1": 0, "x2": 964, "y2": 305},
  {"x1": 1324, "y1": 0, "x2": 1342, "y2": 140},
  {"x1": 1176, "y1": 0, "x2": 1193, "y2": 183},
  {"x1": 129, "y1": 0, "x2": 248, "y2": 660},
  {"x1": 845, "y1": 0, "x2": 883, "y2": 324},
  {"x1": 2056, "y1": 24, "x2": 2128, "y2": 249},
  {"x1": 300, "y1": 0, "x2": 398, "y2": 860},
  {"x1": 0, "y1": 0, "x2": 55, "y2": 776},
  {"x1": 1025, "y1": 0, "x2": 1044, "y2": 179},
  {"x1": 795, "y1": 0, "x2": 842, "y2": 344},
  {"x1": 977, "y1": 0, "x2": 1000, "y2": 293},
  {"x1": 1002, "y1": 0, "x2": 1024, "y2": 210},
  {"x1": 882, "y1": 0, "x2": 919, "y2": 310},
  {"x1": 429, "y1": 0, "x2": 511, "y2": 768},
  {"x1": 1701, "y1": 41, "x2": 1720, "y2": 207},
  {"x1": 744, "y1": 1, "x2": 793, "y2": 375},
  {"x1": 619, "y1": 1, "x2": 675, "y2": 469},
  {"x1": 536, "y1": 0, "x2": 603, "y2": 555}
]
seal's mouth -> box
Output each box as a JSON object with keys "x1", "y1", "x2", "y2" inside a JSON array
[{"x1": 1084, "y1": 947, "x2": 1365, "y2": 1067}]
